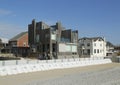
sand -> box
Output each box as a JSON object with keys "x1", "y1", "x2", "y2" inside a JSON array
[{"x1": 0, "y1": 63, "x2": 120, "y2": 85}]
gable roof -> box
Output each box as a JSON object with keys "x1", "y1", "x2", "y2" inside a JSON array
[
  {"x1": 9, "y1": 32, "x2": 28, "y2": 41},
  {"x1": 91, "y1": 37, "x2": 104, "y2": 41},
  {"x1": 79, "y1": 37, "x2": 105, "y2": 41}
]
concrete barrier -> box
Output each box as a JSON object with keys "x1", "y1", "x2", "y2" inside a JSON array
[{"x1": 0, "y1": 57, "x2": 112, "y2": 76}]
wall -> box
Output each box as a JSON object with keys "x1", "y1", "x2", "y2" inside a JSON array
[
  {"x1": 92, "y1": 40, "x2": 106, "y2": 57},
  {"x1": 78, "y1": 39, "x2": 92, "y2": 56},
  {"x1": 0, "y1": 57, "x2": 112, "y2": 76},
  {"x1": 17, "y1": 33, "x2": 29, "y2": 47},
  {"x1": 59, "y1": 43, "x2": 77, "y2": 53}
]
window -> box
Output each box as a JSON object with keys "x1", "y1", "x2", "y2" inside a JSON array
[
  {"x1": 100, "y1": 44, "x2": 102, "y2": 47},
  {"x1": 37, "y1": 46, "x2": 39, "y2": 51},
  {"x1": 94, "y1": 43, "x2": 96, "y2": 46},
  {"x1": 82, "y1": 49, "x2": 85, "y2": 54},
  {"x1": 36, "y1": 34, "x2": 39, "y2": 43},
  {"x1": 81, "y1": 44, "x2": 84, "y2": 46},
  {"x1": 61, "y1": 38, "x2": 70, "y2": 42},
  {"x1": 42, "y1": 25, "x2": 44, "y2": 29},
  {"x1": 94, "y1": 49, "x2": 96, "y2": 53},
  {"x1": 87, "y1": 49, "x2": 90, "y2": 55},
  {"x1": 87, "y1": 43, "x2": 90, "y2": 47},
  {"x1": 45, "y1": 34, "x2": 49, "y2": 38},
  {"x1": 12, "y1": 42, "x2": 17, "y2": 47},
  {"x1": 97, "y1": 49, "x2": 99, "y2": 53},
  {"x1": 23, "y1": 42, "x2": 26, "y2": 46}
]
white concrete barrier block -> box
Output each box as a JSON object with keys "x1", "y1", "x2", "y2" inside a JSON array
[
  {"x1": 0, "y1": 58, "x2": 112, "y2": 76},
  {"x1": 0, "y1": 67, "x2": 7, "y2": 76}
]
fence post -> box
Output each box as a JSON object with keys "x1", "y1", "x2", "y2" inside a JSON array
[
  {"x1": 27, "y1": 60, "x2": 29, "y2": 64},
  {"x1": 37, "y1": 60, "x2": 39, "y2": 64},
  {"x1": 46, "y1": 59, "x2": 48, "y2": 63},
  {"x1": 68, "y1": 58, "x2": 69, "y2": 62},
  {"x1": 79, "y1": 56, "x2": 80, "y2": 61},
  {"x1": 72, "y1": 56, "x2": 74, "y2": 61},
  {"x1": 2, "y1": 61, "x2": 5, "y2": 66},
  {"x1": 16, "y1": 60, "x2": 18, "y2": 65},
  {"x1": 54, "y1": 59, "x2": 56, "y2": 63},
  {"x1": 61, "y1": 58, "x2": 63, "y2": 62}
]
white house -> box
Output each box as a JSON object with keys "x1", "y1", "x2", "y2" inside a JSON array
[{"x1": 78, "y1": 37, "x2": 106, "y2": 57}]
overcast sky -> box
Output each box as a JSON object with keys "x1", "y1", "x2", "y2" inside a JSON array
[{"x1": 0, "y1": 0, "x2": 120, "y2": 45}]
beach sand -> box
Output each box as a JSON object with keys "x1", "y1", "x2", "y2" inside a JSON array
[{"x1": 0, "y1": 63, "x2": 120, "y2": 85}]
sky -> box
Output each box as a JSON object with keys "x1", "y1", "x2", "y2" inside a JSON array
[{"x1": 0, "y1": 0, "x2": 120, "y2": 45}]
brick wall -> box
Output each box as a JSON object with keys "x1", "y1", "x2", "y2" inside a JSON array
[{"x1": 17, "y1": 33, "x2": 29, "y2": 47}]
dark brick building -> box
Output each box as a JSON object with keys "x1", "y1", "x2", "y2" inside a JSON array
[
  {"x1": 9, "y1": 32, "x2": 30, "y2": 57},
  {"x1": 28, "y1": 19, "x2": 78, "y2": 59}
]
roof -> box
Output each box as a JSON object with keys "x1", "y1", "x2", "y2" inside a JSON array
[
  {"x1": 106, "y1": 41, "x2": 114, "y2": 47},
  {"x1": 9, "y1": 32, "x2": 28, "y2": 41},
  {"x1": 79, "y1": 37, "x2": 105, "y2": 41}
]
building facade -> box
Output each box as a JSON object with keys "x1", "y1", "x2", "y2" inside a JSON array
[
  {"x1": 106, "y1": 41, "x2": 114, "y2": 56},
  {"x1": 28, "y1": 19, "x2": 78, "y2": 59},
  {"x1": 0, "y1": 38, "x2": 9, "y2": 53},
  {"x1": 78, "y1": 37, "x2": 106, "y2": 57},
  {"x1": 9, "y1": 32, "x2": 30, "y2": 57}
]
